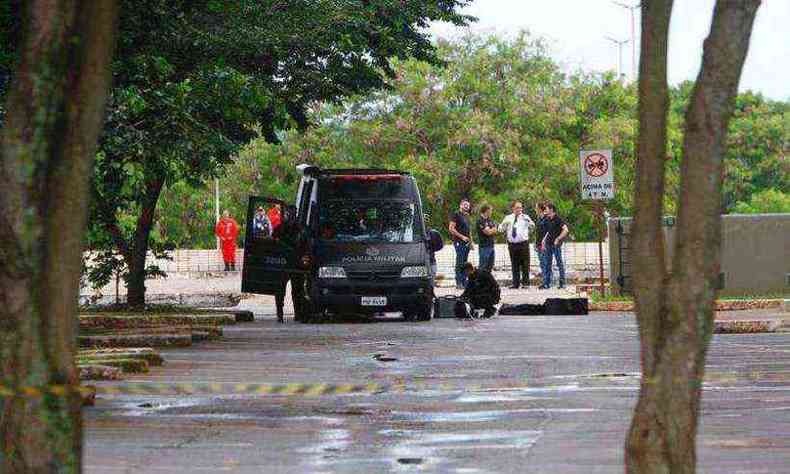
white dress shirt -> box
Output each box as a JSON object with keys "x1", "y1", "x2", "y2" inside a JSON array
[{"x1": 498, "y1": 213, "x2": 535, "y2": 244}]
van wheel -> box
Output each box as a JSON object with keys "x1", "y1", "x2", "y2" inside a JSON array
[
  {"x1": 295, "y1": 296, "x2": 323, "y2": 323},
  {"x1": 416, "y1": 304, "x2": 433, "y2": 321},
  {"x1": 406, "y1": 304, "x2": 432, "y2": 322}
]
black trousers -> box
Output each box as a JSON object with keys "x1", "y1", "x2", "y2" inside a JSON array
[
  {"x1": 275, "y1": 292, "x2": 285, "y2": 319},
  {"x1": 508, "y1": 242, "x2": 530, "y2": 287}
]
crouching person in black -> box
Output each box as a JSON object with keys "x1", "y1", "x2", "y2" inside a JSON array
[{"x1": 459, "y1": 263, "x2": 501, "y2": 318}]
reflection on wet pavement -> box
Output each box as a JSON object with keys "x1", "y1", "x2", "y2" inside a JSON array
[{"x1": 84, "y1": 307, "x2": 790, "y2": 473}]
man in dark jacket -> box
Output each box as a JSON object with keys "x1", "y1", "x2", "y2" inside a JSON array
[
  {"x1": 427, "y1": 228, "x2": 444, "y2": 285},
  {"x1": 460, "y1": 263, "x2": 500, "y2": 318}
]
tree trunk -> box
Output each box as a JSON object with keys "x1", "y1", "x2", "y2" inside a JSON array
[
  {"x1": 0, "y1": 1, "x2": 118, "y2": 472},
  {"x1": 626, "y1": 0, "x2": 674, "y2": 470},
  {"x1": 626, "y1": 1, "x2": 761, "y2": 473},
  {"x1": 124, "y1": 178, "x2": 165, "y2": 308}
]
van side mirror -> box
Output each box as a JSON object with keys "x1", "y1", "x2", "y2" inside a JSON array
[
  {"x1": 285, "y1": 205, "x2": 297, "y2": 223},
  {"x1": 427, "y1": 228, "x2": 444, "y2": 253}
]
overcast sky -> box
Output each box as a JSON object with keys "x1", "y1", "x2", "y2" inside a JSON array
[{"x1": 430, "y1": 0, "x2": 789, "y2": 100}]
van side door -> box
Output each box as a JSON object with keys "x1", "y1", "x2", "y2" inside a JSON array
[{"x1": 241, "y1": 196, "x2": 302, "y2": 295}]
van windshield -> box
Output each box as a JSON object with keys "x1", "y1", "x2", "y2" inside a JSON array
[{"x1": 319, "y1": 200, "x2": 423, "y2": 243}]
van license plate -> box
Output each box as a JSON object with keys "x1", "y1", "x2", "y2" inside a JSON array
[{"x1": 361, "y1": 296, "x2": 387, "y2": 306}]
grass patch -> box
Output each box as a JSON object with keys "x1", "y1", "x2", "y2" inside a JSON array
[
  {"x1": 79, "y1": 303, "x2": 216, "y2": 316},
  {"x1": 591, "y1": 291, "x2": 787, "y2": 304},
  {"x1": 717, "y1": 291, "x2": 789, "y2": 300},
  {"x1": 589, "y1": 293, "x2": 633, "y2": 304}
]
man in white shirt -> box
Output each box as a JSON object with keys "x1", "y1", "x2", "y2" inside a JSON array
[{"x1": 498, "y1": 200, "x2": 535, "y2": 289}]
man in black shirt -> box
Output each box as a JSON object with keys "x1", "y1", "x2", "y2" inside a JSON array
[
  {"x1": 476, "y1": 204, "x2": 497, "y2": 273},
  {"x1": 540, "y1": 203, "x2": 569, "y2": 289},
  {"x1": 449, "y1": 199, "x2": 473, "y2": 289}
]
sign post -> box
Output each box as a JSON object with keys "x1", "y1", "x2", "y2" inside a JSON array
[{"x1": 579, "y1": 150, "x2": 614, "y2": 297}]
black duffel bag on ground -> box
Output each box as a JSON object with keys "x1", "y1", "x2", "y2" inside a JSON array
[
  {"x1": 498, "y1": 303, "x2": 545, "y2": 315},
  {"x1": 544, "y1": 297, "x2": 589, "y2": 315}
]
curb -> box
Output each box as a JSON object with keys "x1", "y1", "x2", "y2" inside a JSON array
[
  {"x1": 79, "y1": 293, "x2": 241, "y2": 308},
  {"x1": 589, "y1": 299, "x2": 786, "y2": 312},
  {"x1": 714, "y1": 320, "x2": 783, "y2": 334},
  {"x1": 79, "y1": 313, "x2": 237, "y2": 330},
  {"x1": 78, "y1": 334, "x2": 192, "y2": 348}
]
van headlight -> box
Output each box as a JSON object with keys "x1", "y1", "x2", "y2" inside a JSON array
[
  {"x1": 318, "y1": 266, "x2": 347, "y2": 279},
  {"x1": 400, "y1": 266, "x2": 429, "y2": 278}
]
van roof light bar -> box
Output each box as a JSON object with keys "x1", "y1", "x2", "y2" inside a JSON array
[
  {"x1": 321, "y1": 168, "x2": 410, "y2": 176},
  {"x1": 295, "y1": 165, "x2": 409, "y2": 177},
  {"x1": 331, "y1": 174, "x2": 403, "y2": 181}
]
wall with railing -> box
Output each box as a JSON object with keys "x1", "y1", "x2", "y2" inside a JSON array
[{"x1": 126, "y1": 242, "x2": 610, "y2": 277}]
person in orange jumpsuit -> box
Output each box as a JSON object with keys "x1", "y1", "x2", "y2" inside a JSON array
[
  {"x1": 215, "y1": 210, "x2": 240, "y2": 271},
  {"x1": 267, "y1": 203, "x2": 282, "y2": 234}
]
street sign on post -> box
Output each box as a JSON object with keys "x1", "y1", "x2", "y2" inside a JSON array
[
  {"x1": 579, "y1": 150, "x2": 614, "y2": 200},
  {"x1": 580, "y1": 149, "x2": 614, "y2": 297}
]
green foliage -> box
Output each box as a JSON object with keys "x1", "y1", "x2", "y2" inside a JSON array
[
  {"x1": 732, "y1": 189, "x2": 790, "y2": 214},
  {"x1": 161, "y1": 33, "x2": 637, "y2": 243},
  {"x1": 0, "y1": 0, "x2": 21, "y2": 124},
  {"x1": 158, "y1": 33, "x2": 786, "y2": 246},
  {"x1": 82, "y1": 0, "x2": 473, "y2": 294}
]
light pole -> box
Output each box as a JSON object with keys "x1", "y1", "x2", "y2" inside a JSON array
[
  {"x1": 605, "y1": 36, "x2": 629, "y2": 79},
  {"x1": 613, "y1": 1, "x2": 640, "y2": 81}
]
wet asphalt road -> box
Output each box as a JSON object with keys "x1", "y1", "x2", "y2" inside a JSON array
[{"x1": 84, "y1": 298, "x2": 790, "y2": 473}]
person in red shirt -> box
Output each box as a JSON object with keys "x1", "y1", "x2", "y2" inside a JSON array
[
  {"x1": 215, "y1": 210, "x2": 240, "y2": 271},
  {"x1": 267, "y1": 203, "x2": 282, "y2": 234}
]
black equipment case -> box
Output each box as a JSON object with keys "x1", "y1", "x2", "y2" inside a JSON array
[{"x1": 433, "y1": 295, "x2": 460, "y2": 318}]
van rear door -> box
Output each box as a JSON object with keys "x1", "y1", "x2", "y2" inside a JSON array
[{"x1": 241, "y1": 196, "x2": 302, "y2": 294}]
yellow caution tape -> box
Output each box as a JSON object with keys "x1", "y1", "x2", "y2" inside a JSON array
[
  {"x1": 0, "y1": 379, "x2": 534, "y2": 399},
  {"x1": 0, "y1": 382, "x2": 383, "y2": 399}
]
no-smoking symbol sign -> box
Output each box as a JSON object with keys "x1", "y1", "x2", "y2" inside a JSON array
[
  {"x1": 584, "y1": 153, "x2": 608, "y2": 177},
  {"x1": 579, "y1": 149, "x2": 614, "y2": 200}
]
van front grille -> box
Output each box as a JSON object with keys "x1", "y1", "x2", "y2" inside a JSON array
[
  {"x1": 325, "y1": 286, "x2": 422, "y2": 296},
  {"x1": 346, "y1": 271, "x2": 400, "y2": 281}
]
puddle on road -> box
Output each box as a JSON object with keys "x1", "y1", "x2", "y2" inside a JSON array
[
  {"x1": 343, "y1": 340, "x2": 399, "y2": 347},
  {"x1": 554, "y1": 372, "x2": 641, "y2": 380},
  {"x1": 298, "y1": 428, "x2": 352, "y2": 455},
  {"x1": 414, "y1": 430, "x2": 543, "y2": 447},
  {"x1": 454, "y1": 393, "x2": 550, "y2": 403},
  {"x1": 390, "y1": 383, "x2": 641, "y2": 399},
  {"x1": 383, "y1": 429, "x2": 544, "y2": 471},
  {"x1": 380, "y1": 430, "x2": 542, "y2": 472},
  {"x1": 428, "y1": 354, "x2": 623, "y2": 363},
  {"x1": 115, "y1": 396, "x2": 214, "y2": 417},
  {"x1": 392, "y1": 410, "x2": 516, "y2": 423},
  {"x1": 392, "y1": 408, "x2": 597, "y2": 423}
]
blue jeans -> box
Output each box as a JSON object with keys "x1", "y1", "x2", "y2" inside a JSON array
[
  {"x1": 537, "y1": 247, "x2": 548, "y2": 286},
  {"x1": 478, "y1": 245, "x2": 495, "y2": 273},
  {"x1": 454, "y1": 240, "x2": 471, "y2": 287},
  {"x1": 544, "y1": 244, "x2": 565, "y2": 287}
]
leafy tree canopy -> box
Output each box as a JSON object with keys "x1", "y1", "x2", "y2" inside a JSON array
[
  {"x1": 157, "y1": 32, "x2": 787, "y2": 247},
  {"x1": 84, "y1": 0, "x2": 474, "y2": 302}
]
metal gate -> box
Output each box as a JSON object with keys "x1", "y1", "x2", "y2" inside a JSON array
[
  {"x1": 610, "y1": 217, "x2": 678, "y2": 296},
  {"x1": 614, "y1": 220, "x2": 633, "y2": 295}
]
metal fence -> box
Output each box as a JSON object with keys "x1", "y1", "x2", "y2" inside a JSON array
[{"x1": 127, "y1": 242, "x2": 610, "y2": 276}]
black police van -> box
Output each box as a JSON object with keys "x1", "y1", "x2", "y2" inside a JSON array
[{"x1": 241, "y1": 165, "x2": 436, "y2": 322}]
